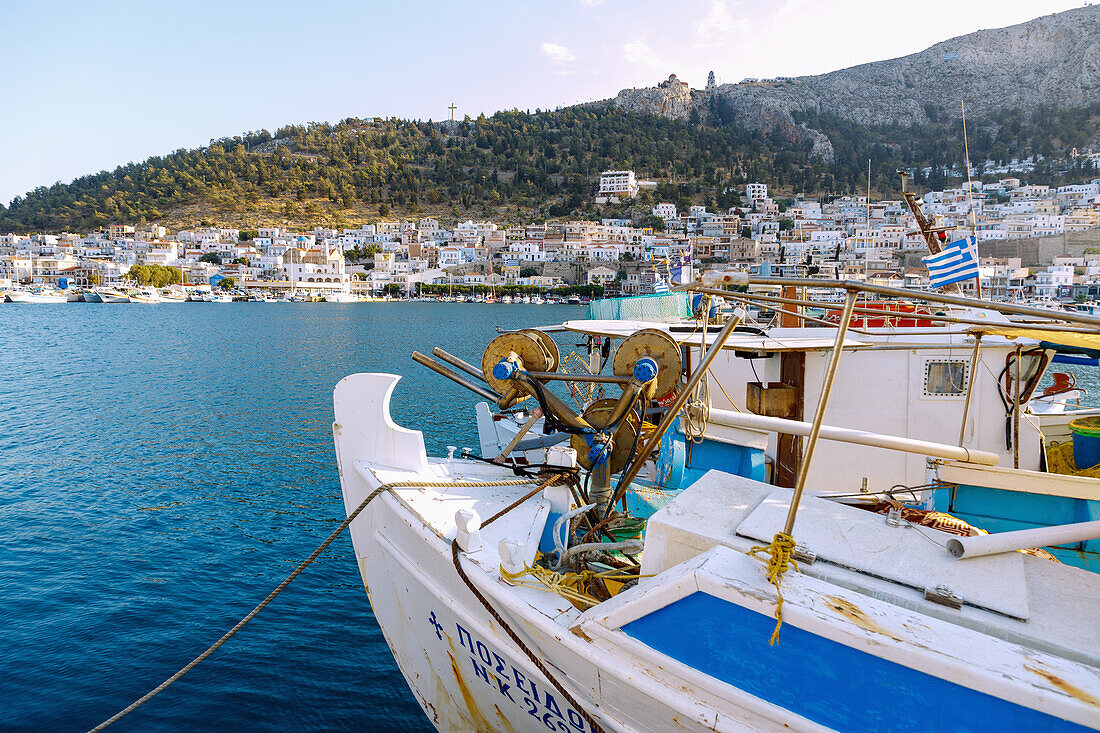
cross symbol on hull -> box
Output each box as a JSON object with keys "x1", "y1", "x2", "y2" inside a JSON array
[{"x1": 428, "y1": 611, "x2": 444, "y2": 640}]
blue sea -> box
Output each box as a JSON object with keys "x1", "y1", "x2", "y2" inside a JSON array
[{"x1": 0, "y1": 302, "x2": 584, "y2": 731}]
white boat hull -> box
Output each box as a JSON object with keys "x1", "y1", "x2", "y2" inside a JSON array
[{"x1": 7, "y1": 292, "x2": 66, "y2": 303}]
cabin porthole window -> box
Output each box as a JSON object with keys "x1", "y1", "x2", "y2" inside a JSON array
[{"x1": 923, "y1": 359, "x2": 969, "y2": 397}]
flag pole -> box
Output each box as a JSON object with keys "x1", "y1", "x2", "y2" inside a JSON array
[{"x1": 961, "y1": 100, "x2": 982, "y2": 298}]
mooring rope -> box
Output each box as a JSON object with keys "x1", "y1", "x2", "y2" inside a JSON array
[
  {"x1": 450, "y1": 471, "x2": 606, "y2": 733},
  {"x1": 748, "y1": 531, "x2": 799, "y2": 645},
  {"x1": 90, "y1": 477, "x2": 537, "y2": 732}
]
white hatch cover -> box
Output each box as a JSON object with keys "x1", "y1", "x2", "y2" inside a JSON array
[{"x1": 736, "y1": 488, "x2": 1031, "y2": 620}]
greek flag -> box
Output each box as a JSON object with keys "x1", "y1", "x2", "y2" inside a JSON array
[
  {"x1": 652, "y1": 276, "x2": 670, "y2": 294},
  {"x1": 923, "y1": 236, "x2": 978, "y2": 288},
  {"x1": 670, "y1": 253, "x2": 690, "y2": 284}
]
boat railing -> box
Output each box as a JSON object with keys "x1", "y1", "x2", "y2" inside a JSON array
[{"x1": 677, "y1": 277, "x2": 1100, "y2": 538}]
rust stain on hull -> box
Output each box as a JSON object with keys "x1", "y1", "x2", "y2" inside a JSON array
[
  {"x1": 449, "y1": 651, "x2": 494, "y2": 732},
  {"x1": 822, "y1": 595, "x2": 898, "y2": 640},
  {"x1": 1025, "y1": 664, "x2": 1100, "y2": 708}
]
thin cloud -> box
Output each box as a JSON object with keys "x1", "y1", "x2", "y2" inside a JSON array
[
  {"x1": 695, "y1": 0, "x2": 749, "y2": 40},
  {"x1": 541, "y1": 42, "x2": 578, "y2": 63},
  {"x1": 624, "y1": 40, "x2": 668, "y2": 70},
  {"x1": 580, "y1": 0, "x2": 605, "y2": 6}
]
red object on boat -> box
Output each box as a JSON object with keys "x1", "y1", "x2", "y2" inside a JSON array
[{"x1": 822, "y1": 300, "x2": 937, "y2": 328}]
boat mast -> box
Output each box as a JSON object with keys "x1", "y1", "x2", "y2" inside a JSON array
[
  {"x1": 961, "y1": 99, "x2": 983, "y2": 298},
  {"x1": 899, "y1": 170, "x2": 961, "y2": 294}
]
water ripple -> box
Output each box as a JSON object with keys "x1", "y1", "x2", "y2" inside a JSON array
[{"x1": 0, "y1": 302, "x2": 584, "y2": 730}]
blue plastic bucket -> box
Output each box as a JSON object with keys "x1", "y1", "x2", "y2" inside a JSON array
[{"x1": 1069, "y1": 417, "x2": 1100, "y2": 470}]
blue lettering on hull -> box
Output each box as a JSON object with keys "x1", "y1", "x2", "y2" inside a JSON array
[{"x1": 430, "y1": 609, "x2": 598, "y2": 732}]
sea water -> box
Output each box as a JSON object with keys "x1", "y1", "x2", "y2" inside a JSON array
[{"x1": 0, "y1": 302, "x2": 584, "y2": 731}]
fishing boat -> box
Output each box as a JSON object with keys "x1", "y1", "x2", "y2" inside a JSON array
[
  {"x1": 6, "y1": 287, "x2": 67, "y2": 303},
  {"x1": 83, "y1": 289, "x2": 104, "y2": 303},
  {"x1": 324, "y1": 291, "x2": 360, "y2": 303},
  {"x1": 97, "y1": 287, "x2": 131, "y2": 303},
  {"x1": 127, "y1": 287, "x2": 162, "y2": 304},
  {"x1": 66, "y1": 289, "x2": 86, "y2": 302},
  {"x1": 158, "y1": 287, "x2": 188, "y2": 303},
  {"x1": 334, "y1": 275, "x2": 1100, "y2": 732},
  {"x1": 211, "y1": 292, "x2": 232, "y2": 303}
]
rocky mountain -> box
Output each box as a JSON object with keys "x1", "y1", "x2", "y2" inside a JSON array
[
  {"x1": 613, "y1": 5, "x2": 1100, "y2": 160},
  {"x1": 3, "y1": 7, "x2": 1098, "y2": 234}
]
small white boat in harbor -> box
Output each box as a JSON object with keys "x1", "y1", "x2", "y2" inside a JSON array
[
  {"x1": 83, "y1": 289, "x2": 103, "y2": 303},
  {"x1": 66, "y1": 289, "x2": 85, "y2": 303},
  {"x1": 97, "y1": 287, "x2": 131, "y2": 303},
  {"x1": 211, "y1": 292, "x2": 232, "y2": 303},
  {"x1": 6, "y1": 288, "x2": 67, "y2": 303},
  {"x1": 324, "y1": 291, "x2": 360, "y2": 303},
  {"x1": 127, "y1": 287, "x2": 162, "y2": 304}
]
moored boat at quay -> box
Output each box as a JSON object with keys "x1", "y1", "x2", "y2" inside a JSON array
[
  {"x1": 334, "y1": 276, "x2": 1100, "y2": 732},
  {"x1": 6, "y1": 287, "x2": 67, "y2": 303},
  {"x1": 96, "y1": 287, "x2": 131, "y2": 303}
]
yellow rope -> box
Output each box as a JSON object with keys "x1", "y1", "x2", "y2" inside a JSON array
[
  {"x1": 748, "y1": 532, "x2": 798, "y2": 645},
  {"x1": 500, "y1": 558, "x2": 647, "y2": 609}
]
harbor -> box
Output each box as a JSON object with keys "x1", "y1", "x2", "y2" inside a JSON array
[
  {"x1": 0, "y1": 301, "x2": 583, "y2": 729},
  {"x1": 5, "y1": 1, "x2": 1100, "y2": 729}
]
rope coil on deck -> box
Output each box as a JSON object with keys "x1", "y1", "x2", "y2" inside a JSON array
[
  {"x1": 89, "y1": 476, "x2": 538, "y2": 732},
  {"x1": 500, "y1": 559, "x2": 646, "y2": 610},
  {"x1": 748, "y1": 531, "x2": 799, "y2": 645}
]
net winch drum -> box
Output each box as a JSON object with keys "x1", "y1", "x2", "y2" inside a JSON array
[
  {"x1": 611, "y1": 329, "x2": 682, "y2": 401},
  {"x1": 481, "y1": 332, "x2": 553, "y2": 401}
]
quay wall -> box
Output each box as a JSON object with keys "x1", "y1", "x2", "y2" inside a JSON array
[{"x1": 977, "y1": 230, "x2": 1100, "y2": 266}]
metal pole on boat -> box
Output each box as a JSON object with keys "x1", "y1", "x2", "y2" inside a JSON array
[
  {"x1": 1013, "y1": 344, "x2": 1022, "y2": 470},
  {"x1": 722, "y1": 277, "x2": 1100, "y2": 330},
  {"x1": 432, "y1": 347, "x2": 491, "y2": 385},
  {"x1": 608, "y1": 308, "x2": 746, "y2": 513},
  {"x1": 411, "y1": 351, "x2": 502, "y2": 403},
  {"x1": 782, "y1": 290, "x2": 858, "y2": 537},
  {"x1": 958, "y1": 333, "x2": 982, "y2": 446}
]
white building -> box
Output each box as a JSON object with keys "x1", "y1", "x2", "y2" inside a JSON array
[
  {"x1": 745, "y1": 183, "x2": 768, "y2": 202},
  {"x1": 1034, "y1": 265, "x2": 1074, "y2": 299},
  {"x1": 653, "y1": 203, "x2": 677, "y2": 220},
  {"x1": 587, "y1": 266, "x2": 618, "y2": 286},
  {"x1": 596, "y1": 170, "x2": 639, "y2": 203}
]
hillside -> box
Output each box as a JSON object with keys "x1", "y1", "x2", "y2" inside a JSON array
[
  {"x1": 2, "y1": 6, "x2": 1098, "y2": 234},
  {"x1": 614, "y1": 6, "x2": 1100, "y2": 144}
]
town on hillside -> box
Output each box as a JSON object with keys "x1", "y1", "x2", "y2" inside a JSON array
[{"x1": 3, "y1": 170, "x2": 1100, "y2": 302}]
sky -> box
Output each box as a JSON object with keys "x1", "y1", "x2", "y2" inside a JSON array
[{"x1": 0, "y1": 0, "x2": 1084, "y2": 205}]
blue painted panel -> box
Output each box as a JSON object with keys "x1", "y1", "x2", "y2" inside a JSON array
[
  {"x1": 950, "y1": 485, "x2": 1078, "y2": 527},
  {"x1": 684, "y1": 435, "x2": 766, "y2": 484},
  {"x1": 928, "y1": 486, "x2": 1099, "y2": 570},
  {"x1": 621, "y1": 591, "x2": 1090, "y2": 732}
]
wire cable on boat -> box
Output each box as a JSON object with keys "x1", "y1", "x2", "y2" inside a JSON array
[{"x1": 89, "y1": 476, "x2": 539, "y2": 732}]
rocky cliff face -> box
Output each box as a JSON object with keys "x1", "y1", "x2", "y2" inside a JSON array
[{"x1": 612, "y1": 5, "x2": 1099, "y2": 161}]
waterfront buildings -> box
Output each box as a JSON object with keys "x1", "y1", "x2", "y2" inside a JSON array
[{"x1": 3, "y1": 176, "x2": 1100, "y2": 298}]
